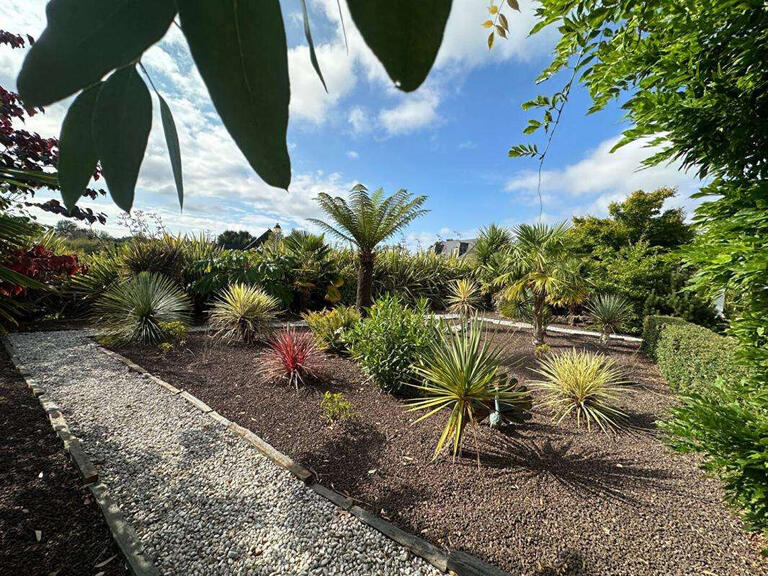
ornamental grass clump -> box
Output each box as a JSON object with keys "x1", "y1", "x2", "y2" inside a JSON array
[
  {"x1": 209, "y1": 283, "x2": 280, "y2": 343},
  {"x1": 263, "y1": 329, "x2": 322, "y2": 390},
  {"x1": 532, "y1": 349, "x2": 628, "y2": 433},
  {"x1": 408, "y1": 320, "x2": 529, "y2": 462},
  {"x1": 587, "y1": 293, "x2": 632, "y2": 343},
  {"x1": 94, "y1": 271, "x2": 191, "y2": 345}
]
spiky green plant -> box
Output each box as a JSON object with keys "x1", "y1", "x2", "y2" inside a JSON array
[
  {"x1": 408, "y1": 321, "x2": 529, "y2": 461},
  {"x1": 446, "y1": 278, "x2": 481, "y2": 323},
  {"x1": 309, "y1": 184, "x2": 428, "y2": 310},
  {"x1": 532, "y1": 349, "x2": 628, "y2": 433},
  {"x1": 209, "y1": 283, "x2": 280, "y2": 343},
  {"x1": 587, "y1": 293, "x2": 633, "y2": 343},
  {"x1": 94, "y1": 272, "x2": 191, "y2": 345}
]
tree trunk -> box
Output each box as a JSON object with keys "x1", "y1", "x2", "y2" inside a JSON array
[
  {"x1": 532, "y1": 293, "x2": 546, "y2": 346},
  {"x1": 356, "y1": 250, "x2": 375, "y2": 312}
]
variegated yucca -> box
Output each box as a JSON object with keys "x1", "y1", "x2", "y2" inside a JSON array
[
  {"x1": 408, "y1": 320, "x2": 528, "y2": 461},
  {"x1": 532, "y1": 349, "x2": 628, "y2": 433}
]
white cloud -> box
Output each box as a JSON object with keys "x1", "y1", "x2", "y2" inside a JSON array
[
  {"x1": 378, "y1": 88, "x2": 441, "y2": 136},
  {"x1": 346, "y1": 150, "x2": 359, "y2": 159},
  {"x1": 347, "y1": 106, "x2": 370, "y2": 134},
  {"x1": 505, "y1": 135, "x2": 706, "y2": 218}
]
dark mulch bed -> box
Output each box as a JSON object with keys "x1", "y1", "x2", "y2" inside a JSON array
[
  {"x1": 116, "y1": 327, "x2": 765, "y2": 576},
  {"x1": 0, "y1": 348, "x2": 127, "y2": 576}
]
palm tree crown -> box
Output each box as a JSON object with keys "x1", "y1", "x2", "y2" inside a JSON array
[
  {"x1": 309, "y1": 184, "x2": 428, "y2": 310},
  {"x1": 309, "y1": 184, "x2": 428, "y2": 253}
]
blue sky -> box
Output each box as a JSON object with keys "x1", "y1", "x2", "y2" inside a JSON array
[{"x1": 1, "y1": 0, "x2": 704, "y2": 247}]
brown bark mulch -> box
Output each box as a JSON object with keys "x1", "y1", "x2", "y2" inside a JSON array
[
  {"x1": 116, "y1": 327, "x2": 766, "y2": 576},
  {"x1": 0, "y1": 347, "x2": 127, "y2": 576}
]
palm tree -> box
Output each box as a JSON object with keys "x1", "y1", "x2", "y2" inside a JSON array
[
  {"x1": 494, "y1": 222, "x2": 569, "y2": 345},
  {"x1": 309, "y1": 184, "x2": 428, "y2": 310},
  {"x1": 550, "y1": 258, "x2": 590, "y2": 325}
]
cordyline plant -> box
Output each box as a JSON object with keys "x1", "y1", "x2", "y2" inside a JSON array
[
  {"x1": 14, "y1": 1, "x2": 455, "y2": 212},
  {"x1": 532, "y1": 349, "x2": 628, "y2": 433},
  {"x1": 263, "y1": 329, "x2": 322, "y2": 391}
]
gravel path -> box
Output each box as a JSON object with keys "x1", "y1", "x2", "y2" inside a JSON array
[{"x1": 8, "y1": 331, "x2": 441, "y2": 576}]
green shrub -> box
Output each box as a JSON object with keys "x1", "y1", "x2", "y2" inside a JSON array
[
  {"x1": 645, "y1": 316, "x2": 766, "y2": 535},
  {"x1": 209, "y1": 283, "x2": 280, "y2": 343},
  {"x1": 660, "y1": 380, "x2": 768, "y2": 535},
  {"x1": 302, "y1": 306, "x2": 360, "y2": 353},
  {"x1": 157, "y1": 320, "x2": 188, "y2": 350},
  {"x1": 640, "y1": 314, "x2": 692, "y2": 358},
  {"x1": 534, "y1": 343, "x2": 551, "y2": 359},
  {"x1": 532, "y1": 349, "x2": 628, "y2": 433},
  {"x1": 122, "y1": 236, "x2": 185, "y2": 281},
  {"x1": 94, "y1": 272, "x2": 192, "y2": 345},
  {"x1": 646, "y1": 317, "x2": 752, "y2": 394},
  {"x1": 320, "y1": 391, "x2": 354, "y2": 424},
  {"x1": 345, "y1": 295, "x2": 440, "y2": 395}
]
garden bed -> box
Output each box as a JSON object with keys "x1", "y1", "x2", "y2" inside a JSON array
[
  {"x1": 114, "y1": 327, "x2": 764, "y2": 575},
  {"x1": 0, "y1": 348, "x2": 127, "y2": 576}
]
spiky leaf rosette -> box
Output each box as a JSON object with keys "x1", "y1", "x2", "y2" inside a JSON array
[
  {"x1": 262, "y1": 329, "x2": 322, "y2": 390},
  {"x1": 94, "y1": 271, "x2": 191, "y2": 344},
  {"x1": 408, "y1": 320, "x2": 528, "y2": 460},
  {"x1": 209, "y1": 283, "x2": 280, "y2": 343},
  {"x1": 532, "y1": 349, "x2": 628, "y2": 433}
]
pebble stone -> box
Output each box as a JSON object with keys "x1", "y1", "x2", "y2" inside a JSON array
[{"x1": 9, "y1": 331, "x2": 441, "y2": 576}]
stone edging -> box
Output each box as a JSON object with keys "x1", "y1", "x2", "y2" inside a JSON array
[
  {"x1": 97, "y1": 342, "x2": 511, "y2": 576},
  {"x1": 1, "y1": 337, "x2": 159, "y2": 576}
]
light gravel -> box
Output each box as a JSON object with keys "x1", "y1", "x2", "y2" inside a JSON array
[{"x1": 8, "y1": 331, "x2": 441, "y2": 576}]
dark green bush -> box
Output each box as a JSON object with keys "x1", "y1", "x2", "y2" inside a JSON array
[
  {"x1": 345, "y1": 295, "x2": 441, "y2": 395},
  {"x1": 641, "y1": 315, "x2": 693, "y2": 359},
  {"x1": 647, "y1": 316, "x2": 766, "y2": 538},
  {"x1": 644, "y1": 316, "x2": 752, "y2": 394}
]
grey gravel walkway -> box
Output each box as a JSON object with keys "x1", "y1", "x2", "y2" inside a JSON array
[{"x1": 8, "y1": 331, "x2": 441, "y2": 576}]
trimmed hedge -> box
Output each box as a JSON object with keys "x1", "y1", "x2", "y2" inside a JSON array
[{"x1": 642, "y1": 315, "x2": 752, "y2": 394}]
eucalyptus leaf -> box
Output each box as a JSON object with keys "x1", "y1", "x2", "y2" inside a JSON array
[
  {"x1": 347, "y1": 0, "x2": 453, "y2": 92},
  {"x1": 92, "y1": 66, "x2": 152, "y2": 212},
  {"x1": 158, "y1": 93, "x2": 184, "y2": 209},
  {"x1": 177, "y1": 0, "x2": 291, "y2": 189},
  {"x1": 58, "y1": 82, "x2": 102, "y2": 211},
  {"x1": 300, "y1": 0, "x2": 327, "y2": 92},
  {"x1": 17, "y1": 0, "x2": 176, "y2": 107}
]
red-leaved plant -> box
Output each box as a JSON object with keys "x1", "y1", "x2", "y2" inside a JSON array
[
  {"x1": 263, "y1": 329, "x2": 322, "y2": 390},
  {"x1": 0, "y1": 244, "x2": 84, "y2": 297}
]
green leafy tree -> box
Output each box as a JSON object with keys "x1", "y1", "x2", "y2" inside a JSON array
[
  {"x1": 15, "y1": 1, "x2": 453, "y2": 212},
  {"x1": 513, "y1": 0, "x2": 767, "y2": 536},
  {"x1": 309, "y1": 185, "x2": 427, "y2": 310},
  {"x1": 216, "y1": 230, "x2": 254, "y2": 250}
]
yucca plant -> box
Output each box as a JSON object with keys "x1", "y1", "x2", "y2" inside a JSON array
[
  {"x1": 532, "y1": 349, "x2": 628, "y2": 433},
  {"x1": 446, "y1": 278, "x2": 481, "y2": 324},
  {"x1": 94, "y1": 271, "x2": 191, "y2": 345},
  {"x1": 209, "y1": 283, "x2": 280, "y2": 343},
  {"x1": 408, "y1": 320, "x2": 529, "y2": 462},
  {"x1": 587, "y1": 293, "x2": 633, "y2": 343},
  {"x1": 302, "y1": 305, "x2": 361, "y2": 353},
  {"x1": 263, "y1": 329, "x2": 322, "y2": 390}
]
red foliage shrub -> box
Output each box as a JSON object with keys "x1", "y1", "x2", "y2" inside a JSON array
[
  {"x1": 262, "y1": 329, "x2": 322, "y2": 390},
  {"x1": 0, "y1": 244, "x2": 85, "y2": 297}
]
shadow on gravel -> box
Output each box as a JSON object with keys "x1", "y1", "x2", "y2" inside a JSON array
[
  {"x1": 534, "y1": 549, "x2": 592, "y2": 576},
  {"x1": 470, "y1": 435, "x2": 678, "y2": 505}
]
